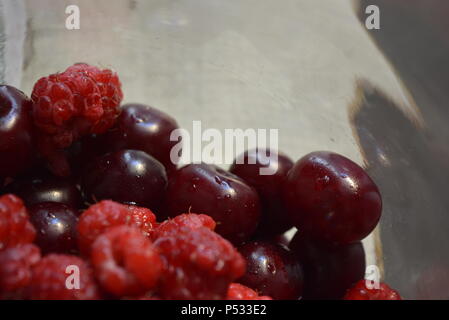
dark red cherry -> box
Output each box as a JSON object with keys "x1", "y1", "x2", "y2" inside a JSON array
[
  {"x1": 103, "y1": 104, "x2": 181, "y2": 172},
  {"x1": 29, "y1": 202, "x2": 79, "y2": 254},
  {"x1": 283, "y1": 151, "x2": 382, "y2": 244},
  {"x1": 260, "y1": 232, "x2": 292, "y2": 248},
  {"x1": 165, "y1": 163, "x2": 261, "y2": 244},
  {"x1": 65, "y1": 135, "x2": 106, "y2": 176},
  {"x1": 238, "y1": 241, "x2": 303, "y2": 300},
  {"x1": 81, "y1": 149, "x2": 167, "y2": 211},
  {"x1": 230, "y1": 149, "x2": 293, "y2": 236},
  {"x1": 0, "y1": 85, "x2": 35, "y2": 178},
  {"x1": 289, "y1": 231, "x2": 365, "y2": 300},
  {"x1": 6, "y1": 169, "x2": 82, "y2": 209}
]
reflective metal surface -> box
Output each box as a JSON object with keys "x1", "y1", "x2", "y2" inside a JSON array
[{"x1": 353, "y1": 0, "x2": 449, "y2": 299}]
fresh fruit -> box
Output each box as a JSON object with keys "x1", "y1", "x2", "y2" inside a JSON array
[
  {"x1": 0, "y1": 85, "x2": 35, "y2": 178},
  {"x1": 227, "y1": 283, "x2": 272, "y2": 300},
  {"x1": 283, "y1": 151, "x2": 382, "y2": 244},
  {"x1": 91, "y1": 225, "x2": 162, "y2": 297},
  {"x1": 29, "y1": 202, "x2": 79, "y2": 254},
  {"x1": 77, "y1": 200, "x2": 157, "y2": 256},
  {"x1": 81, "y1": 149, "x2": 167, "y2": 211},
  {"x1": 164, "y1": 163, "x2": 261, "y2": 244},
  {"x1": 103, "y1": 103, "x2": 181, "y2": 172},
  {"x1": 31, "y1": 63, "x2": 123, "y2": 176},
  {"x1": 344, "y1": 279, "x2": 402, "y2": 300},
  {"x1": 155, "y1": 226, "x2": 246, "y2": 300},
  {"x1": 26, "y1": 254, "x2": 99, "y2": 300},
  {"x1": 290, "y1": 231, "x2": 365, "y2": 300},
  {"x1": 230, "y1": 148, "x2": 293, "y2": 235},
  {"x1": 0, "y1": 244, "x2": 41, "y2": 298},
  {"x1": 152, "y1": 213, "x2": 216, "y2": 239},
  {"x1": 6, "y1": 169, "x2": 82, "y2": 209},
  {"x1": 0, "y1": 194, "x2": 36, "y2": 250},
  {"x1": 238, "y1": 241, "x2": 303, "y2": 300}
]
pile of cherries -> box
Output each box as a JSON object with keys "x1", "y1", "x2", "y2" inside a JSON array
[{"x1": 0, "y1": 64, "x2": 401, "y2": 300}]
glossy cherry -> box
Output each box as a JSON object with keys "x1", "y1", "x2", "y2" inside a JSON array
[
  {"x1": 283, "y1": 151, "x2": 382, "y2": 244},
  {"x1": 28, "y1": 202, "x2": 79, "y2": 254},
  {"x1": 103, "y1": 104, "x2": 180, "y2": 172},
  {"x1": 81, "y1": 149, "x2": 167, "y2": 211},
  {"x1": 6, "y1": 169, "x2": 82, "y2": 209},
  {"x1": 289, "y1": 231, "x2": 365, "y2": 300},
  {"x1": 164, "y1": 163, "x2": 261, "y2": 244},
  {"x1": 230, "y1": 148, "x2": 293, "y2": 236},
  {"x1": 238, "y1": 241, "x2": 304, "y2": 300},
  {"x1": 0, "y1": 85, "x2": 35, "y2": 178}
]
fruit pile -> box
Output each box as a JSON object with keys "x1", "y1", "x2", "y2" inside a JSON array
[{"x1": 0, "y1": 63, "x2": 401, "y2": 300}]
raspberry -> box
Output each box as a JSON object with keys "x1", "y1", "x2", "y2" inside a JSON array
[
  {"x1": 77, "y1": 200, "x2": 156, "y2": 256},
  {"x1": 344, "y1": 280, "x2": 402, "y2": 300},
  {"x1": 155, "y1": 226, "x2": 246, "y2": 300},
  {"x1": 31, "y1": 63, "x2": 123, "y2": 176},
  {"x1": 26, "y1": 254, "x2": 99, "y2": 300},
  {"x1": 227, "y1": 283, "x2": 272, "y2": 300},
  {"x1": 91, "y1": 226, "x2": 162, "y2": 297},
  {"x1": 0, "y1": 194, "x2": 36, "y2": 250},
  {"x1": 0, "y1": 244, "x2": 41, "y2": 298},
  {"x1": 152, "y1": 213, "x2": 216, "y2": 240}
]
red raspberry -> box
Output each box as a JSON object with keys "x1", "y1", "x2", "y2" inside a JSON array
[
  {"x1": 77, "y1": 200, "x2": 156, "y2": 256},
  {"x1": 0, "y1": 194, "x2": 36, "y2": 250},
  {"x1": 123, "y1": 294, "x2": 161, "y2": 300},
  {"x1": 26, "y1": 254, "x2": 99, "y2": 300},
  {"x1": 227, "y1": 283, "x2": 272, "y2": 300},
  {"x1": 155, "y1": 226, "x2": 246, "y2": 300},
  {"x1": 152, "y1": 213, "x2": 216, "y2": 240},
  {"x1": 344, "y1": 280, "x2": 402, "y2": 300},
  {"x1": 31, "y1": 63, "x2": 123, "y2": 176},
  {"x1": 91, "y1": 226, "x2": 162, "y2": 297},
  {"x1": 0, "y1": 244, "x2": 41, "y2": 298}
]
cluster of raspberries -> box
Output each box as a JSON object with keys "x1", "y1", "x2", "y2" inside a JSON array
[
  {"x1": 0, "y1": 194, "x2": 272, "y2": 300},
  {"x1": 31, "y1": 63, "x2": 123, "y2": 176}
]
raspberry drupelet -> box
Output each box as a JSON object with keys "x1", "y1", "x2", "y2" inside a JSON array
[
  {"x1": 0, "y1": 194, "x2": 36, "y2": 250},
  {"x1": 91, "y1": 225, "x2": 162, "y2": 297},
  {"x1": 77, "y1": 200, "x2": 157, "y2": 256},
  {"x1": 227, "y1": 283, "x2": 272, "y2": 300},
  {"x1": 344, "y1": 279, "x2": 402, "y2": 300},
  {"x1": 155, "y1": 226, "x2": 246, "y2": 300},
  {"x1": 31, "y1": 63, "x2": 123, "y2": 176}
]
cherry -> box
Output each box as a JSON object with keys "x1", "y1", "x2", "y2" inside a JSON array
[
  {"x1": 6, "y1": 169, "x2": 82, "y2": 209},
  {"x1": 283, "y1": 151, "x2": 382, "y2": 245},
  {"x1": 164, "y1": 163, "x2": 261, "y2": 244},
  {"x1": 230, "y1": 149, "x2": 293, "y2": 236},
  {"x1": 64, "y1": 135, "x2": 106, "y2": 176},
  {"x1": 28, "y1": 202, "x2": 79, "y2": 254},
  {"x1": 238, "y1": 241, "x2": 304, "y2": 300},
  {"x1": 262, "y1": 233, "x2": 292, "y2": 248},
  {"x1": 289, "y1": 231, "x2": 365, "y2": 300},
  {"x1": 103, "y1": 104, "x2": 180, "y2": 172},
  {"x1": 81, "y1": 149, "x2": 167, "y2": 211},
  {"x1": 0, "y1": 85, "x2": 35, "y2": 178}
]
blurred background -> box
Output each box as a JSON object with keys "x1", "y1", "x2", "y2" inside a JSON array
[{"x1": 0, "y1": 0, "x2": 448, "y2": 299}]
